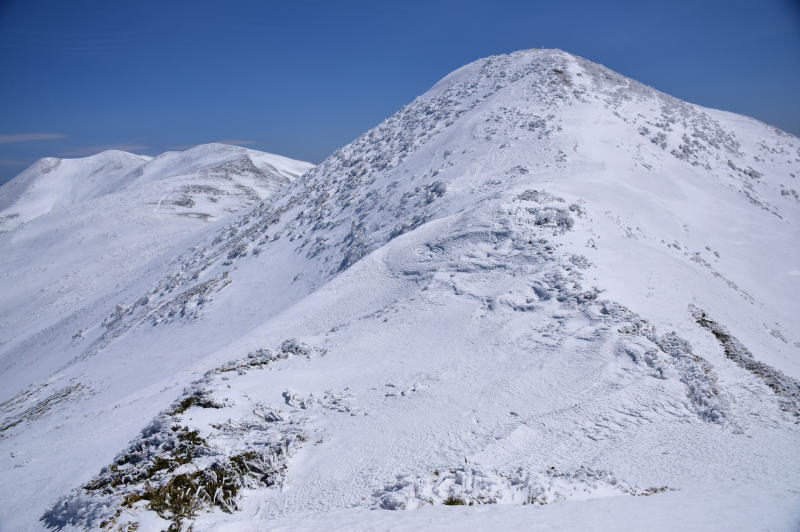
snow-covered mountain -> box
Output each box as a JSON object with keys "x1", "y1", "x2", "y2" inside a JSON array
[
  {"x1": 1, "y1": 49, "x2": 798, "y2": 531},
  {"x1": 0, "y1": 143, "x2": 313, "y2": 232},
  {"x1": 0, "y1": 144, "x2": 312, "y2": 401},
  {"x1": 0, "y1": 150, "x2": 152, "y2": 232}
]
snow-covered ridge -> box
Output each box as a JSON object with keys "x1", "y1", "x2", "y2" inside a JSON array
[
  {"x1": 0, "y1": 150, "x2": 151, "y2": 231},
  {"x1": 1, "y1": 49, "x2": 799, "y2": 531},
  {"x1": 129, "y1": 143, "x2": 312, "y2": 186},
  {"x1": 0, "y1": 143, "x2": 313, "y2": 232}
]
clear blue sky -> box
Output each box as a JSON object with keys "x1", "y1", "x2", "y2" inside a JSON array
[{"x1": 1, "y1": 0, "x2": 798, "y2": 184}]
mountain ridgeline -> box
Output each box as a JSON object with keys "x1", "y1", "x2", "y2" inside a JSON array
[{"x1": 0, "y1": 49, "x2": 798, "y2": 531}]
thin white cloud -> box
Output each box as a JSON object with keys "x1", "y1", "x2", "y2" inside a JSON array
[
  {"x1": 165, "y1": 140, "x2": 260, "y2": 151},
  {"x1": 215, "y1": 139, "x2": 259, "y2": 146},
  {"x1": 164, "y1": 144, "x2": 195, "y2": 151},
  {"x1": 59, "y1": 144, "x2": 150, "y2": 157},
  {"x1": 0, "y1": 133, "x2": 68, "y2": 143}
]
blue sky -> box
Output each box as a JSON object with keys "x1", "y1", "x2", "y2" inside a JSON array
[{"x1": 0, "y1": 0, "x2": 798, "y2": 184}]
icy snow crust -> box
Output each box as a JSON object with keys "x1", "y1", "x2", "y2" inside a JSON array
[{"x1": 1, "y1": 49, "x2": 799, "y2": 530}]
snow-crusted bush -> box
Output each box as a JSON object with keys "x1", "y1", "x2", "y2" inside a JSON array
[{"x1": 375, "y1": 465, "x2": 667, "y2": 510}]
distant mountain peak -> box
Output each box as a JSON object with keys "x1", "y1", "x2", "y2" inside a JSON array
[{"x1": 0, "y1": 143, "x2": 313, "y2": 232}]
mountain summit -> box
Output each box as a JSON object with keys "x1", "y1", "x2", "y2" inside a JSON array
[{"x1": 1, "y1": 49, "x2": 798, "y2": 531}]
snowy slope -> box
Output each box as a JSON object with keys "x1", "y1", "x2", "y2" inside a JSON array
[
  {"x1": 1, "y1": 49, "x2": 799, "y2": 531},
  {"x1": 0, "y1": 150, "x2": 152, "y2": 232},
  {"x1": 0, "y1": 143, "x2": 313, "y2": 231},
  {"x1": 0, "y1": 144, "x2": 313, "y2": 398}
]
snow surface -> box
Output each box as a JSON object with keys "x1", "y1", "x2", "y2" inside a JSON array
[
  {"x1": 0, "y1": 144, "x2": 312, "y2": 397},
  {"x1": 0, "y1": 151, "x2": 152, "y2": 231},
  {"x1": 0, "y1": 49, "x2": 799, "y2": 531}
]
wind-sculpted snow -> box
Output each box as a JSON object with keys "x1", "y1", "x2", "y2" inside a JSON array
[
  {"x1": 2, "y1": 49, "x2": 800, "y2": 531},
  {"x1": 287, "y1": 51, "x2": 579, "y2": 274}
]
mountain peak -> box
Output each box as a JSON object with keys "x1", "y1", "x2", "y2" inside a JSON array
[
  {"x1": 284, "y1": 48, "x2": 796, "y2": 287},
  {"x1": 87, "y1": 148, "x2": 152, "y2": 161},
  {"x1": 0, "y1": 143, "x2": 313, "y2": 233}
]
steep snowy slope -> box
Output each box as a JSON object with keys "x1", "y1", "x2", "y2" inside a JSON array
[{"x1": 1, "y1": 49, "x2": 799, "y2": 531}]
